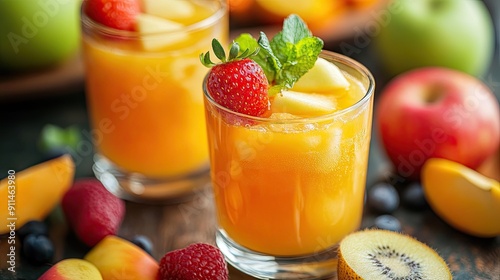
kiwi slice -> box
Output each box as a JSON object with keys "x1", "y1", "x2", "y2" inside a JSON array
[{"x1": 338, "y1": 229, "x2": 452, "y2": 280}]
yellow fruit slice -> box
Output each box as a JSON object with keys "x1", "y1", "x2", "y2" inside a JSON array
[
  {"x1": 85, "y1": 236, "x2": 159, "y2": 280},
  {"x1": 271, "y1": 90, "x2": 336, "y2": 116},
  {"x1": 136, "y1": 13, "x2": 186, "y2": 50},
  {"x1": 0, "y1": 154, "x2": 74, "y2": 234},
  {"x1": 292, "y1": 57, "x2": 350, "y2": 93},
  {"x1": 142, "y1": 0, "x2": 194, "y2": 21},
  {"x1": 338, "y1": 229, "x2": 452, "y2": 280},
  {"x1": 422, "y1": 158, "x2": 500, "y2": 237}
]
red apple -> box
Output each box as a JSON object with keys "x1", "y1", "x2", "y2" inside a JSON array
[{"x1": 376, "y1": 67, "x2": 500, "y2": 180}]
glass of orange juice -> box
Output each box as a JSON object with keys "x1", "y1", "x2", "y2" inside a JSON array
[
  {"x1": 81, "y1": 0, "x2": 228, "y2": 202},
  {"x1": 204, "y1": 50, "x2": 374, "y2": 279}
]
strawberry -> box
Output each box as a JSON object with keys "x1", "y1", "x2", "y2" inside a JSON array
[
  {"x1": 84, "y1": 0, "x2": 140, "y2": 31},
  {"x1": 157, "y1": 243, "x2": 228, "y2": 280},
  {"x1": 61, "y1": 178, "x2": 125, "y2": 247},
  {"x1": 201, "y1": 39, "x2": 270, "y2": 117}
]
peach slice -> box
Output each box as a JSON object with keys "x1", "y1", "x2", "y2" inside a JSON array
[
  {"x1": 0, "y1": 154, "x2": 74, "y2": 234},
  {"x1": 292, "y1": 57, "x2": 350, "y2": 93},
  {"x1": 422, "y1": 158, "x2": 500, "y2": 237},
  {"x1": 84, "y1": 235, "x2": 159, "y2": 280},
  {"x1": 38, "y1": 258, "x2": 102, "y2": 280},
  {"x1": 271, "y1": 90, "x2": 337, "y2": 116},
  {"x1": 136, "y1": 14, "x2": 187, "y2": 51}
]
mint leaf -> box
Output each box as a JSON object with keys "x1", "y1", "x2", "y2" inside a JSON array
[{"x1": 234, "y1": 14, "x2": 323, "y2": 95}]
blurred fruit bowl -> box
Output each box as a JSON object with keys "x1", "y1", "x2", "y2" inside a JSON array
[{"x1": 229, "y1": 0, "x2": 388, "y2": 41}]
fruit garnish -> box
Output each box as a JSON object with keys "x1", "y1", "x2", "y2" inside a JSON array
[
  {"x1": 233, "y1": 14, "x2": 323, "y2": 94},
  {"x1": 85, "y1": 0, "x2": 140, "y2": 31},
  {"x1": 85, "y1": 235, "x2": 159, "y2": 280},
  {"x1": 158, "y1": 243, "x2": 229, "y2": 280},
  {"x1": 337, "y1": 229, "x2": 452, "y2": 280},
  {"x1": 136, "y1": 13, "x2": 186, "y2": 50},
  {"x1": 62, "y1": 178, "x2": 125, "y2": 247},
  {"x1": 291, "y1": 57, "x2": 350, "y2": 92},
  {"x1": 142, "y1": 0, "x2": 194, "y2": 20},
  {"x1": 38, "y1": 259, "x2": 103, "y2": 280},
  {"x1": 422, "y1": 158, "x2": 500, "y2": 237},
  {"x1": 200, "y1": 14, "x2": 324, "y2": 117},
  {"x1": 201, "y1": 39, "x2": 270, "y2": 116},
  {"x1": 271, "y1": 90, "x2": 336, "y2": 116},
  {"x1": 0, "y1": 154, "x2": 75, "y2": 234}
]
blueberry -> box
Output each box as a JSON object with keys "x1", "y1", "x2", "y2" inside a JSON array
[
  {"x1": 131, "y1": 235, "x2": 153, "y2": 255},
  {"x1": 22, "y1": 234, "x2": 54, "y2": 264},
  {"x1": 17, "y1": 220, "x2": 49, "y2": 241},
  {"x1": 401, "y1": 182, "x2": 428, "y2": 210},
  {"x1": 373, "y1": 215, "x2": 402, "y2": 232},
  {"x1": 366, "y1": 182, "x2": 400, "y2": 214}
]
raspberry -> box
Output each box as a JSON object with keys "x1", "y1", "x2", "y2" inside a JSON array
[{"x1": 158, "y1": 243, "x2": 228, "y2": 280}]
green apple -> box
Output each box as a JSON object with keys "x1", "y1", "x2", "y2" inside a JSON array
[
  {"x1": 0, "y1": 0, "x2": 81, "y2": 72},
  {"x1": 374, "y1": 0, "x2": 495, "y2": 77}
]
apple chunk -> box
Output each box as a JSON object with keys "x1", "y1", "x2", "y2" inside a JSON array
[
  {"x1": 422, "y1": 158, "x2": 500, "y2": 237},
  {"x1": 271, "y1": 90, "x2": 336, "y2": 116},
  {"x1": 136, "y1": 13, "x2": 187, "y2": 51},
  {"x1": 292, "y1": 57, "x2": 350, "y2": 93},
  {"x1": 142, "y1": 0, "x2": 194, "y2": 20}
]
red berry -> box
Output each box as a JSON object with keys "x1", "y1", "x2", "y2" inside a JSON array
[
  {"x1": 206, "y1": 58, "x2": 269, "y2": 117},
  {"x1": 85, "y1": 0, "x2": 140, "y2": 31},
  {"x1": 158, "y1": 243, "x2": 228, "y2": 280},
  {"x1": 62, "y1": 178, "x2": 125, "y2": 247}
]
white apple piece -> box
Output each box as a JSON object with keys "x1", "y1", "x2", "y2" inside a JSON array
[
  {"x1": 136, "y1": 13, "x2": 187, "y2": 51},
  {"x1": 292, "y1": 57, "x2": 350, "y2": 93},
  {"x1": 142, "y1": 0, "x2": 194, "y2": 20},
  {"x1": 272, "y1": 90, "x2": 336, "y2": 116}
]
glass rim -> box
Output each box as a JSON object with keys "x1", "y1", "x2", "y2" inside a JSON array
[
  {"x1": 203, "y1": 50, "x2": 375, "y2": 124},
  {"x1": 80, "y1": 0, "x2": 227, "y2": 38}
]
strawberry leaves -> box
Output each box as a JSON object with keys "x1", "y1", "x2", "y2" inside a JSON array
[{"x1": 234, "y1": 14, "x2": 323, "y2": 95}]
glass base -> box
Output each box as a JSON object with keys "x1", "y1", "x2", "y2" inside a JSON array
[
  {"x1": 93, "y1": 154, "x2": 211, "y2": 204},
  {"x1": 216, "y1": 230, "x2": 338, "y2": 280}
]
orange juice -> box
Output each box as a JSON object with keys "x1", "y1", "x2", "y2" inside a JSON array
[
  {"x1": 205, "y1": 52, "x2": 374, "y2": 256},
  {"x1": 82, "y1": 0, "x2": 228, "y2": 179}
]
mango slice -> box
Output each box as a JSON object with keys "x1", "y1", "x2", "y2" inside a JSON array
[
  {"x1": 136, "y1": 14, "x2": 186, "y2": 50},
  {"x1": 271, "y1": 90, "x2": 336, "y2": 116},
  {"x1": 422, "y1": 158, "x2": 500, "y2": 237},
  {"x1": 292, "y1": 57, "x2": 350, "y2": 93},
  {"x1": 0, "y1": 154, "x2": 74, "y2": 234}
]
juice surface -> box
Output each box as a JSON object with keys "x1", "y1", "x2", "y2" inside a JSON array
[
  {"x1": 83, "y1": 1, "x2": 228, "y2": 178},
  {"x1": 206, "y1": 73, "x2": 372, "y2": 256}
]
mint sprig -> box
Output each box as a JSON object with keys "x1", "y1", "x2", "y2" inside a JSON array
[{"x1": 234, "y1": 14, "x2": 323, "y2": 95}]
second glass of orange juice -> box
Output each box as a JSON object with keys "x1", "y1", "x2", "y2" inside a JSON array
[
  {"x1": 204, "y1": 51, "x2": 375, "y2": 279},
  {"x1": 81, "y1": 0, "x2": 228, "y2": 202}
]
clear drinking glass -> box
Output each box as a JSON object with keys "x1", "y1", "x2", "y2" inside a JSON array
[
  {"x1": 81, "y1": 0, "x2": 228, "y2": 202},
  {"x1": 204, "y1": 50, "x2": 375, "y2": 279}
]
